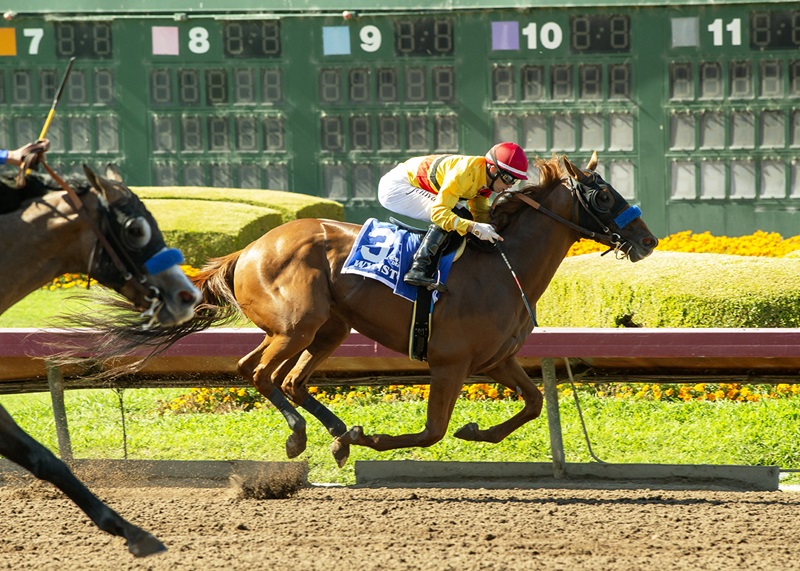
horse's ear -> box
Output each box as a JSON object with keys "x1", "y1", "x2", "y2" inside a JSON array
[
  {"x1": 82, "y1": 163, "x2": 130, "y2": 203},
  {"x1": 104, "y1": 163, "x2": 123, "y2": 183},
  {"x1": 563, "y1": 155, "x2": 582, "y2": 181},
  {"x1": 585, "y1": 150, "x2": 598, "y2": 171},
  {"x1": 82, "y1": 164, "x2": 105, "y2": 196}
]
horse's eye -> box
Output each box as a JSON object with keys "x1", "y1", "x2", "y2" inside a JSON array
[
  {"x1": 589, "y1": 189, "x2": 613, "y2": 214},
  {"x1": 122, "y1": 217, "x2": 152, "y2": 249}
]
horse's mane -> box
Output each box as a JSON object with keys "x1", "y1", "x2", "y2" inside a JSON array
[
  {"x1": 0, "y1": 171, "x2": 86, "y2": 215},
  {"x1": 490, "y1": 155, "x2": 566, "y2": 231}
]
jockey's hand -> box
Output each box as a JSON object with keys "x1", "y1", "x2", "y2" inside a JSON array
[
  {"x1": 8, "y1": 139, "x2": 50, "y2": 168},
  {"x1": 22, "y1": 139, "x2": 50, "y2": 169},
  {"x1": 469, "y1": 222, "x2": 502, "y2": 243}
]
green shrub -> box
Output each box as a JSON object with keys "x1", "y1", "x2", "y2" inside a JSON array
[
  {"x1": 133, "y1": 187, "x2": 345, "y2": 267},
  {"x1": 538, "y1": 251, "x2": 800, "y2": 328},
  {"x1": 143, "y1": 199, "x2": 283, "y2": 266},
  {"x1": 133, "y1": 186, "x2": 344, "y2": 224}
]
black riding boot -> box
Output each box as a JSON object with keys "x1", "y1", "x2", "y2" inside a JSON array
[{"x1": 404, "y1": 224, "x2": 449, "y2": 292}]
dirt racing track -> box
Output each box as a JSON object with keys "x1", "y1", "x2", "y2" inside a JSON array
[
  {"x1": 3, "y1": 328, "x2": 800, "y2": 569},
  {"x1": 1, "y1": 460, "x2": 800, "y2": 571}
]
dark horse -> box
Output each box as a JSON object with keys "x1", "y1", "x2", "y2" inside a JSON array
[
  {"x1": 0, "y1": 164, "x2": 202, "y2": 556},
  {"x1": 104, "y1": 153, "x2": 658, "y2": 467}
]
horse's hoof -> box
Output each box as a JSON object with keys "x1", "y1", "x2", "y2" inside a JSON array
[
  {"x1": 330, "y1": 439, "x2": 350, "y2": 468},
  {"x1": 285, "y1": 430, "x2": 307, "y2": 459},
  {"x1": 330, "y1": 426, "x2": 362, "y2": 468},
  {"x1": 127, "y1": 530, "x2": 167, "y2": 558},
  {"x1": 454, "y1": 422, "x2": 480, "y2": 441}
]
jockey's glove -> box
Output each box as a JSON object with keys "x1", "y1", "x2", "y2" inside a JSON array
[{"x1": 469, "y1": 222, "x2": 502, "y2": 243}]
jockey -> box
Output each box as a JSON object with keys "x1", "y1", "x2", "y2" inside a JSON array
[{"x1": 378, "y1": 142, "x2": 529, "y2": 291}]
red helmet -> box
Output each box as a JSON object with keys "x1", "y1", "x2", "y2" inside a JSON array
[{"x1": 486, "y1": 142, "x2": 529, "y2": 180}]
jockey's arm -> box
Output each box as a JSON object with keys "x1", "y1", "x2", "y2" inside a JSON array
[{"x1": 430, "y1": 187, "x2": 472, "y2": 235}]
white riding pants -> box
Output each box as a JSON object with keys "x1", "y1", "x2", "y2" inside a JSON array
[{"x1": 378, "y1": 163, "x2": 436, "y2": 223}]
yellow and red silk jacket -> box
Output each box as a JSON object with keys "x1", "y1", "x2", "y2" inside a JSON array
[{"x1": 401, "y1": 154, "x2": 492, "y2": 235}]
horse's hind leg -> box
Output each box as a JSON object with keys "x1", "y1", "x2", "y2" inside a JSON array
[
  {"x1": 332, "y1": 366, "x2": 466, "y2": 460},
  {"x1": 271, "y1": 317, "x2": 353, "y2": 465},
  {"x1": 237, "y1": 333, "x2": 323, "y2": 458},
  {"x1": 0, "y1": 405, "x2": 165, "y2": 557},
  {"x1": 453, "y1": 356, "x2": 543, "y2": 443}
]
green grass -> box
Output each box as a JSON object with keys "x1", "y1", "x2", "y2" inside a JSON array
[
  {"x1": 2, "y1": 387, "x2": 799, "y2": 485},
  {"x1": 2, "y1": 288, "x2": 799, "y2": 486}
]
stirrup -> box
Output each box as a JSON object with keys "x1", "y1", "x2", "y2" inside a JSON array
[{"x1": 404, "y1": 274, "x2": 448, "y2": 293}]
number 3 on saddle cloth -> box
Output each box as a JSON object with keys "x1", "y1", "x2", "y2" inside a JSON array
[{"x1": 342, "y1": 218, "x2": 463, "y2": 362}]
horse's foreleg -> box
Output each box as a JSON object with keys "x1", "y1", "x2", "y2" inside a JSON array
[
  {"x1": 453, "y1": 356, "x2": 543, "y2": 443},
  {"x1": 0, "y1": 405, "x2": 165, "y2": 557},
  {"x1": 332, "y1": 373, "x2": 464, "y2": 462}
]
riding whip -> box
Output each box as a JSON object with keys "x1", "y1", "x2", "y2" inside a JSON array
[
  {"x1": 38, "y1": 56, "x2": 75, "y2": 142},
  {"x1": 20, "y1": 57, "x2": 76, "y2": 182}
]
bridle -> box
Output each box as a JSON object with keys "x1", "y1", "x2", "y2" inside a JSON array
[
  {"x1": 490, "y1": 169, "x2": 644, "y2": 329},
  {"x1": 40, "y1": 160, "x2": 183, "y2": 328},
  {"x1": 496, "y1": 171, "x2": 643, "y2": 259}
]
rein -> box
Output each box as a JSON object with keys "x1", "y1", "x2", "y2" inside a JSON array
[{"x1": 509, "y1": 186, "x2": 618, "y2": 247}]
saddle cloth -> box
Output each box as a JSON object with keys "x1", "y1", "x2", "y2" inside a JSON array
[{"x1": 341, "y1": 218, "x2": 455, "y2": 302}]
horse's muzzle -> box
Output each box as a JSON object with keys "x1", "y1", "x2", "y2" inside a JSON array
[{"x1": 627, "y1": 235, "x2": 659, "y2": 262}]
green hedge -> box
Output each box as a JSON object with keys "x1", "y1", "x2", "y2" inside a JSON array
[
  {"x1": 132, "y1": 187, "x2": 344, "y2": 267},
  {"x1": 537, "y1": 251, "x2": 800, "y2": 328},
  {"x1": 133, "y1": 187, "x2": 344, "y2": 224},
  {"x1": 143, "y1": 199, "x2": 283, "y2": 267}
]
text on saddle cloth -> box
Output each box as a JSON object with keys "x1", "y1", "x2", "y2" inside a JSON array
[{"x1": 342, "y1": 218, "x2": 456, "y2": 302}]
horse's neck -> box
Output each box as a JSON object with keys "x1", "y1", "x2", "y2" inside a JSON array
[
  {"x1": 502, "y1": 188, "x2": 578, "y2": 301},
  {"x1": 0, "y1": 193, "x2": 90, "y2": 314}
]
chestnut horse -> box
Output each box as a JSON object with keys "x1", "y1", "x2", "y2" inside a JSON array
[
  {"x1": 0, "y1": 165, "x2": 201, "y2": 556},
  {"x1": 103, "y1": 153, "x2": 658, "y2": 467}
]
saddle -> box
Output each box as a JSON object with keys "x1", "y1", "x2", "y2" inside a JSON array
[{"x1": 389, "y1": 216, "x2": 467, "y2": 258}]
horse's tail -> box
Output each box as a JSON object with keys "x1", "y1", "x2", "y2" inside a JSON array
[
  {"x1": 192, "y1": 250, "x2": 242, "y2": 312},
  {"x1": 46, "y1": 251, "x2": 247, "y2": 381}
]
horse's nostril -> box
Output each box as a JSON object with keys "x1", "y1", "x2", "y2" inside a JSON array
[{"x1": 179, "y1": 289, "x2": 199, "y2": 305}]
